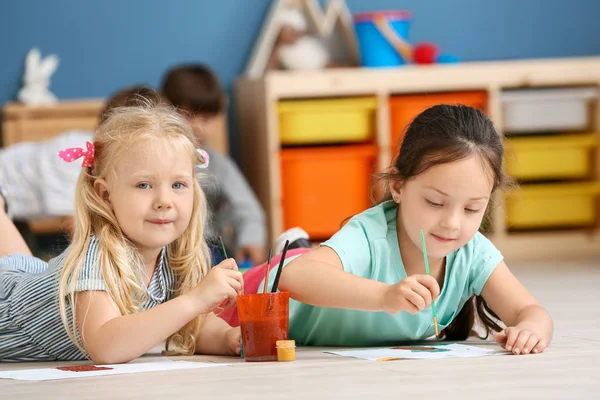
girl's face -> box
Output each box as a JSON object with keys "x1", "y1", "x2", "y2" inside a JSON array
[
  {"x1": 95, "y1": 139, "x2": 195, "y2": 260},
  {"x1": 391, "y1": 154, "x2": 494, "y2": 260}
]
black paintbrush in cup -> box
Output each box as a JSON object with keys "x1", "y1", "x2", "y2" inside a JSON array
[
  {"x1": 271, "y1": 240, "x2": 289, "y2": 293},
  {"x1": 264, "y1": 240, "x2": 290, "y2": 314}
]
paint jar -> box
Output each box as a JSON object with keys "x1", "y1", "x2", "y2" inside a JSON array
[
  {"x1": 276, "y1": 340, "x2": 296, "y2": 361},
  {"x1": 237, "y1": 291, "x2": 290, "y2": 362}
]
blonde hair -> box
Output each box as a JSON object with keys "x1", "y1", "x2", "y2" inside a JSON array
[{"x1": 59, "y1": 100, "x2": 211, "y2": 356}]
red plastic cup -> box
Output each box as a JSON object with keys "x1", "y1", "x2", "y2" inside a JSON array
[{"x1": 236, "y1": 291, "x2": 290, "y2": 362}]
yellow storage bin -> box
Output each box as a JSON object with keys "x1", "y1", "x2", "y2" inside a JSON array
[
  {"x1": 506, "y1": 183, "x2": 600, "y2": 229},
  {"x1": 278, "y1": 97, "x2": 377, "y2": 145},
  {"x1": 504, "y1": 133, "x2": 597, "y2": 180}
]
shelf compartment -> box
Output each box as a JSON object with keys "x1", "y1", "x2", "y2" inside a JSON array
[
  {"x1": 277, "y1": 97, "x2": 377, "y2": 145},
  {"x1": 505, "y1": 182, "x2": 600, "y2": 229},
  {"x1": 280, "y1": 144, "x2": 378, "y2": 239},
  {"x1": 389, "y1": 91, "x2": 488, "y2": 156},
  {"x1": 504, "y1": 133, "x2": 598, "y2": 181},
  {"x1": 501, "y1": 87, "x2": 597, "y2": 134}
]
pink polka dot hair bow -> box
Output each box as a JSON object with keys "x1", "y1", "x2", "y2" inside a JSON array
[
  {"x1": 196, "y1": 148, "x2": 209, "y2": 169},
  {"x1": 58, "y1": 141, "x2": 95, "y2": 167}
]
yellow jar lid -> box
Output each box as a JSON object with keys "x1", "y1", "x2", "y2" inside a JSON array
[{"x1": 276, "y1": 340, "x2": 296, "y2": 348}]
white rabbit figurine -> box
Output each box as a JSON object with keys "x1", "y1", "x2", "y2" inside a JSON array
[{"x1": 18, "y1": 47, "x2": 59, "y2": 106}]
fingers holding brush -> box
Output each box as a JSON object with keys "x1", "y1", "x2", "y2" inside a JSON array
[
  {"x1": 382, "y1": 275, "x2": 440, "y2": 315},
  {"x1": 216, "y1": 257, "x2": 240, "y2": 271}
]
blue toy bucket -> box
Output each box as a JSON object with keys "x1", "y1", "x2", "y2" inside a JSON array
[{"x1": 353, "y1": 11, "x2": 412, "y2": 68}]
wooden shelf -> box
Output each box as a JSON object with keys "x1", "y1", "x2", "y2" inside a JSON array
[
  {"x1": 259, "y1": 57, "x2": 600, "y2": 98},
  {"x1": 235, "y1": 56, "x2": 600, "y2": 260}
]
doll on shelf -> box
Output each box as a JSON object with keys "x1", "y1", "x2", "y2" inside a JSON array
[{"x1": 267, "y1": 6, "x2": 335, "y2": 71}]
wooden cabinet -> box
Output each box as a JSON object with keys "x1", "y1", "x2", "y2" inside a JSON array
[{"x1": 235, "y1": 57, "x2": 600, "y2": 260}]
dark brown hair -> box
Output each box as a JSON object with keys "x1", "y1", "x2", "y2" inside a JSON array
[
  {"x1": 382, "y1": 104, "x2": 513, "y2": 340},
  {"x1": 100, "y1": 85, "x2": 163, "y2": 124},
  {"x1": 160, "y1": 64, "x2": 226, "y2": 116}
]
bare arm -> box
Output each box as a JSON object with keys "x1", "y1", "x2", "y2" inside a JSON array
[
  {"x1": 481, "y1": 261, "x2": 554, "y2": 354},
  {"x1": 76, "y1": 261, "x2": 244, "y2": 364},
  {"x1": 279, "y1": 246, "x2": 388, "y2": 311},
  {"x1": 76, "y1": 291, "x2": 199, "y2": 364},
  {"x1": 195, "y1": 312, "x2": 239, "y2": 356}
]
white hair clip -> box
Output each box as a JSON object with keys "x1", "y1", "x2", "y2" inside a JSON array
[{"x1": 196, "y1": 148, "x2": 210, "y2": 169}]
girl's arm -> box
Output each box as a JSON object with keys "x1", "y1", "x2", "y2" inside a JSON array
[
  {"x1": 76, "y1": 263, "x2": 243, "y2": 364},
  {"x1": 76, "y1": 290, "x2": 198, "y2": 364},
  {"x1": 279, "y1": 246, "x2": 388, "y2": 311},
  {"x1": 279, "y1": 246, "x2": 440, "y2": 314},
  {"x1": 195, "y1": 313, "x2": 240, "y2": 356},
  {"x1": 481, "y1": 261, "x2": 554, "y2": 355}
]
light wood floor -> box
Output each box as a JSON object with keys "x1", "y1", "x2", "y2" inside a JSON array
[{"x1": 1, "y1": 257, "x2": 598, "y2": 399}]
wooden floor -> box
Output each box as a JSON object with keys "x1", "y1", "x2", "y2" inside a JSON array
[{"x1": 1, "y1": 257, "x2": 598, "y2": 399}]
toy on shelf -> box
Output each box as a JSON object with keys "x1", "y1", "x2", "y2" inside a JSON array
[
  {"x1": 18, "y1": 47, "x2": 60, "y2": 106},
  {"x1": 353, "y1": 11, "x2": 459, "y2": 67},
  {"x1": 267, "y1": 6, "x2": 333, "y2": 71},
  {"x1": 413, "y1": 42, "x2": 439, "y2": 64},
  {"x1": 244, "y1": 0, "x2": 360, "y2": 77}
]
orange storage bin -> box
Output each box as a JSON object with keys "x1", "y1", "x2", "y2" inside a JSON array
[
  {"x1": 280, "y1": 145, "x2": 378, "y2": 240},
  {"x1": 389, "y1": 91, "x2": 488, "y2": 157}
]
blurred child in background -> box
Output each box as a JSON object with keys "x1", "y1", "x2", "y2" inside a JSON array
[{"x1": 161, "y1": 64, "x2": 267, "y2": 266}]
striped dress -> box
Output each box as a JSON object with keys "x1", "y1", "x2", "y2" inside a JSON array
[{"x1": 0, "y1": 235, "x2": 176, "y2": 362}]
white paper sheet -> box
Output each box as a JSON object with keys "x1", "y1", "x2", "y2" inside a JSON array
[
  {"x1": 325, "y1": 343, "x2": 509, "y2": 361},
  {"x1": 0, "y1": 359, "x2": 231, "y2": 381}
]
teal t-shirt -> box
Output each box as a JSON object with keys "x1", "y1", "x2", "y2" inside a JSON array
[{"x1": 262, "y1": 200, "x2": 504, "y2": 347}]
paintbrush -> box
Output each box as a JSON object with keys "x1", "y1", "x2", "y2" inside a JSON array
[
  {"x1": 218, "y1": 236, "x2": 228, "y2": 259},
  {"x1": 215, "y1": 236, "x2": 229, "y2": 315},
  {"x1": 263, "y1": 240, "x2": 290, "y2": 314},
  {"x1": 271, "y1": 240, "x2": 289, "y2": 293},
  {"x1": 420, "y1": 229, "x2": 440, "y2": 339},
  {"x1": 263, "y1": 248, "x2": 273, "y2": 294}
]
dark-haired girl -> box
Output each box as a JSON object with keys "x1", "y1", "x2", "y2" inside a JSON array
[{"x1": 229, "y1": 105, "x2": 553, "y2": 356}]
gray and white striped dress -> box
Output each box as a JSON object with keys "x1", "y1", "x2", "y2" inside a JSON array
[{"x1": 0, "y1": 235, "x2": 176, "y2": 362}]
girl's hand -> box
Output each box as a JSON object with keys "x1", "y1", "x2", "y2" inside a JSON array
[
  {"x1": 225, "y1": 327, "x2": 242, "y2": 356},
  {"x1": 493, "y1": 325, "x2": 547, "y2": 355},
  {"x1": 382, "y1": 275, "x2": 440, "y2": 314},
  {"x1": 188, "y1": 259, "x2": 244, "y2": 315}
]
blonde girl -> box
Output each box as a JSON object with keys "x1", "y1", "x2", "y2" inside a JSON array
[{"x1": 0, "y1": 101, "x2": 243, "y2": 363}]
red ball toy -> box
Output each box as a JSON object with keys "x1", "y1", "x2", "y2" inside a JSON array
[{"x1": 414, "y1": 42, "x2": 439, "y2": 64}]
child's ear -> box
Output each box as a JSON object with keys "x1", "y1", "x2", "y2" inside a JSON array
[
  {"x1": 389, "y1": 179, "x2": 403, "y2": 204},
  {"x1": 93, "y1": 178, "x2": 111, "y2": 204}
]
